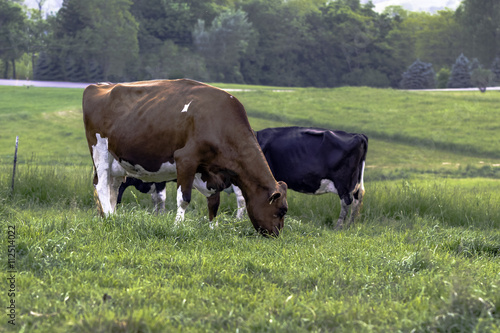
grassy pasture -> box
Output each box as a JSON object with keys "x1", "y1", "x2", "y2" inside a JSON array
[{"x1": 1, "y1": 84, "x2": 499, "y2": 332}]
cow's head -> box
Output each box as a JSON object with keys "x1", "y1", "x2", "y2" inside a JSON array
[{"x1": 247, "y1": 181, "x2": 288, "y2": 237}]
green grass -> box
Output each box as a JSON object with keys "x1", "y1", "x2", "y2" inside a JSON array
[
  {"x1": 0, "y1": 86, "x2": 86, "y2": 165},
  {"x1": 1, "y1": 84, "x2": 499, "y2": 332},
  {"x1": 234, "y1": 87, "x2": 500, "y2": 158}
]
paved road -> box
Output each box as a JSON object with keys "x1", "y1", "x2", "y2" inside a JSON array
[
  {"x1": 413, "y1": 87, "x2": 500, "y2": 91},
  {"x1": 2, "y1": 78, "x2": 499, "y2": 92},
  {"x1": 0, "y1": 79, "x2": 90, "y2": 89},
  {"x1": 0, "y1": 79, "x2": 294, "y2": 92}
]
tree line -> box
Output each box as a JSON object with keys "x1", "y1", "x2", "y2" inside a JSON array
[{"x1": 1, "y1": 0, "x2": 500, "y2": 88}]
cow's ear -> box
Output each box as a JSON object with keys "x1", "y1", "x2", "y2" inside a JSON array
[{"x1": 268, "y1": 192, "x2": 281, "y2": 204}]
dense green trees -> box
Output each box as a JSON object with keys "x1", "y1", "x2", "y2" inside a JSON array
[
  {"x1": 2, "y1": 0, "x2": 500, "y2": 88},
  {"x1": 194, "y1": 9, "x2": 254, "y2": 83},
  {"x1": 49, "y1": 0, "x2": 139, "y2": 81},
  {"x1": 0, "y1": 0, "x2": 27, "y2": 78},
  {"x1": 491, "y1": 57, "x2": 500, "y2": 83},
  {"x1": 455, "y1": 0, "x2": 500, "y2": 66}
]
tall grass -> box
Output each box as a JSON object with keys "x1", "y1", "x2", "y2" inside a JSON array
[
  {"x1": 7, "y1": 159, "x2": 496, "y2": 232},
  {"x1": 363, "y1": 179, "x2": 500, "y2": 229},
  {"x1": 2, "y1": 176, "x2": 499, "y2": 331},
  {"x1": 0, "y1": 161, "x2": 94, "y2": 211}
]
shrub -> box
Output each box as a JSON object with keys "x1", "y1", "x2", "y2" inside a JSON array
[
  {"x1": 342, "y1": 68, "x2": 390, "y2": 87},
  {"x1": 471, "y1": 67, "x2": 494, "y2": 92},
  {"x1": 436, "y1": 68, "x2": 450, "y2": 88}
]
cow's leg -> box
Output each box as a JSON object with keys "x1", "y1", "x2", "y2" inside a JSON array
[
  {"x1": 233, "y1": 185, "x2": 247, "y2": 219},
  {"x1": 151, "y1": 185, "x2": 166, "y2": 214},
  {"x1": 207, "y1": 193, "x2": 220, "y2": 228},
  {"x1": 92, "y1": 134, "x2": 125, "y2": 216},
  {"x1": 348, "y1": 185, "x2": 365, "y2": 227},
  {"x1": 116, "y1": 181, "x2": 128, "y2": 205},
  {"x1": 173, "y1": 148, "x2": 198, "y2": 223},
  {"x1": 175, "y1": 185, "x2": 189, "y2": 222},
  {"x1": 334, "y1": 197, "x2": 350, "y2": 230}
]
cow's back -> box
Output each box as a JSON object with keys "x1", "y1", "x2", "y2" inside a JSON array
[
  {"x1": 257, "y1": 127, "x2": 367, "y2": 194},
  {"x1": 83, "y1": 79, "x2": 250, "y2": 172}
]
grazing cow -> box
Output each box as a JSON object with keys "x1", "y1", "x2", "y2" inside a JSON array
[
  {"x1": 82, "y1": 79, "x2": 288, "y2": 236},
  {"x1": 116, "y1": 177, "x2": 167, "y2": 213},
  {"x1": 234, "y1": 127, "x2": 368, "y2": 229}
]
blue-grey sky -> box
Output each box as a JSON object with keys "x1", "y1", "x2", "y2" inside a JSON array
[
  {"x1": 24, "y1": 0, "x2": 462, "y2": 15},
  {"x1": 361, "y1": 0, "x2": 461, "y2": 13}
]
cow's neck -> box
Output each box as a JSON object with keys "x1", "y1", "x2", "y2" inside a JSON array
[{"x1": 227, "y1": 136, "x2": 276, "y2": 200}]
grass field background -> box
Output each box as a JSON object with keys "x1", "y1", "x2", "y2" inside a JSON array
[{"x1": 1, "y1": 84, "x2": 499, "y2": 332}]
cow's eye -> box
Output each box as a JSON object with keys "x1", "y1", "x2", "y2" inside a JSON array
[{"x1": 274, "y1": 207, "x2": 287, "y2": 218}]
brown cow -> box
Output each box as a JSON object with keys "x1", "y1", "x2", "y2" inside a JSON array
[{"x1": 82, "y1": 79, "x2": 287, "y2": 236}]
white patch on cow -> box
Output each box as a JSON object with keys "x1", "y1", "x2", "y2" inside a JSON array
[
  {"x1": 92, "y1": 134, "x2": 111, "y2": 214},
  {"x1": 119, "y1": 160, "x2": 177, "y2": 182},
  {"x1": 111, "y1": 159, "x2": 126, "y2": 177},
  {"x1": 175, "y1": 186, "x2": 189, "y2": 223},
  {"x1": 351, "y1": 161, "x2": 366, "y2": 195},
  {"x1": 192, "y1": 173, "x2": 217, "y2": 197},
  {"x1": 232, "y1": 185, "x2": 247, "y2": 219},
  {"x1": 92, "y1": 133, "x2": 123, "y2": 216},
  {"x1": 314, "y1": 179, "x2": 339, "y2": 195},
  {"x1": 151, "y1": 185, "x2": 166, "y2": 213},
  {"x1": 147, "y1": 183, "x2": 157, "y2": 195},
  {"x1": 181, "y1": 100, "x2": 193, "y2": 113},
  {"x1": 158, "y1": 187, "x2": 167, "y2": 202}
]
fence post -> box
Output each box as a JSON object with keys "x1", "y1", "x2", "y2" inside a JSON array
[{"x1": 11, "y1": 136, "x2": 19, "y2": 194}]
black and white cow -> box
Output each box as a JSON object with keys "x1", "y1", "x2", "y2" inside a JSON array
[
  {"x1": 234, "y1": 126, "x2": 368, "y2": 229},
  {"x1": 116, "y1": 177, "x2": 167, "y2": 213}
]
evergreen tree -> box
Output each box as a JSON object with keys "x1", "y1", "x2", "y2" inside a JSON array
[
  {"x1": 400, "y1": 59, "x2": 436, "y2": 89},
  {"x1": 490, "y1": 56, "x2": 500, "y2": 84},
  {"x1": 64, "y1": 56, "x2": 87, "y2": 82},
  {"x1": 447, "y1": 53, "x2": 473, "y2": 88},
  {"x1": 33, "y1": 51, "x2": 51, "y2": 80},
  {"x1": 469, "y1": 58, "x2": 481, "y2": 72},
  {"x1": 48, "y1": 55, "x2": 64, "y2": 81},
  {"x1": 34, "y1": 51, "x2": 64, "y2": 81},
  {"x1": 86, "y1": 59, "x2": 104, "y2": 82}
]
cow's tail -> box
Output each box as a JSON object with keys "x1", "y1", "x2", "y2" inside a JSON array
[
  {"x1": 341, "y1": 134, "x2": 368, "y2": 227},
  {"x1": 354, "y1": 134, "x2": 368, "y2": 197},
  {"x1": 347, "y1": 135, "x2": 367, "y2": 224}
]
